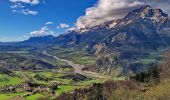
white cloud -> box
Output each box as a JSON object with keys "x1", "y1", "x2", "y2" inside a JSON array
[
  {"x1": 10, "y1": 3, "x2": 25, "y2": 9},
  {"x1": 13, "y1": 9, "x2": 38, "y2": 15},
  {"x1": 76, "y1": 0, "x2": 144, "y2": 28},
  {"x1": 10, "y1": 0, "x2": 40, "y2": 5},
  {"x1": 76, "y1": 0, "x2": 170, "y2": 29},
  {"x1": 57, "y1": 23, "x2": 70, "y2": 29},
  {"x1": 9, "y1": 0, "x2": 42, "y2": 15},
  {"x1": 30, "y1": 26, "x2": 54, "y2": 36},
  {"x1": 67, "y1": 27, "x2": 77, "y2": 31},
  {"x1": 23, "y1": 35, "x2": 30, "y2": 38},
  {"x1": 23, "y1": 10, "x2": 38, "y2": 15},
  {"x1": 45, "y1": 22, "x2": 53, "y2": 25}
]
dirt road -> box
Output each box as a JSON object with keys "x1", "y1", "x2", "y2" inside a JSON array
[
  {"x1": 43, "y1": 51, "x2": 84, "y2": 74},
  {"x1": 43, "y1": 51, "x2": 109, "y2": 79}
]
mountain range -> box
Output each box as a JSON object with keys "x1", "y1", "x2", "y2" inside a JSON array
[{"x1": 2, "y1": 5, "x2": 170, "y2": 75}]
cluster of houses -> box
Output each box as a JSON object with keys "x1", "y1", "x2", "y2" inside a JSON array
[
  {"x1": 0, "y1": 85, "x2": 16, "y2": 93},
  {"x1": 0, "y1": 81, "x2": 58, "y2": 96}
]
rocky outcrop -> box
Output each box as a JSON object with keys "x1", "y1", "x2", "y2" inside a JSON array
[
  {"x1": 95, "y1": 53, "x2": 121, "y2": 75},
  {"x1": 93, "y1": 43, "x2": 106, "y2": 56}
]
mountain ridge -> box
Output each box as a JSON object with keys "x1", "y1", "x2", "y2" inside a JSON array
[
  {"x1": 56, "y1": 5, "x2": 170, "y2": 75},
  {"x1": 19, "y1": 5, "x2": 170, "y2": 75}
]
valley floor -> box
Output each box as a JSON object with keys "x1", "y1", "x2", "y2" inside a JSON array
[
  {"x1": 0, "y1": 51, "x2": 122, "y2": 100},
  {"x1": 0, "y1": 47, "x2": 166, "y2": 100}
]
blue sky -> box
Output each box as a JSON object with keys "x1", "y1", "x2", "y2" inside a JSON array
[{"x1": 0, "y1": 0, "x2": 96, "y2": 42}]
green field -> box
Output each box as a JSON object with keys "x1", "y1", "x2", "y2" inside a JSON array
[
  {"x1": 47, "y1": 48, "x2": 96, "y2": 65},
  {"x1": 0, "y1": 74, "x2": 24, "y2": 86},
  {"x1": 0, "y1": 92, "x2": 25, "y2": 100},
  {"x1": 26, "y1": 93, "x2": 45, "y2": 100},
  {"x1": 0, "y1": 69, "x2": 116, "y2": 100},
  {"x1": 56, "y1": 85, "x2": 82, "y2": 96}
]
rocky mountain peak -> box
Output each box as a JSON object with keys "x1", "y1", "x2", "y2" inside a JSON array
[
  {"x1": 69, "y1": 5, "x2": 169, "y2": 35},
  {"x1": 125, "y1": 5, "x2": 168, "y2": 21},
  {"x1": 123, "y1": 5, "x2": 168, "y2": 30}
]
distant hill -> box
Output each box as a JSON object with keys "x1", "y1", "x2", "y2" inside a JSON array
[{"x1": 0, "y1": 53, "x2": 56, "y2": 70}]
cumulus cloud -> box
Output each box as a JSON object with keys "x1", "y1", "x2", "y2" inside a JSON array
[
  {"x1": 76, "y1": 0, "x2": 170, "y2": 29},
  {"x1": 10, "y1": 0, "x2": 40, "y2": 5},
  {"x1": 12, "y1": 9, "x2": 38, "y2": 15},
  {"x1": 45, "y1": 22, "x2": 54, "y2": 25},
  {"x1": 67, "y1": 27, "x2": 77, "y2": 32},
  {"x1": 10, "y1": 3, "x2": 25, "y2": 9},
  {"x1": 30, "y1": 26, "x2": 54, "y2": 36},
  {"x1": 76, "y1": 0, "x2": 144, "y2": 28},
  {"x1": 9, "y1": 0, "x2": 43, "y2": 15},
  {"x1": 21, "y1": 9, "x2": 38, "y2": 15},
  {"x1": 57, "y1": 23, "x2": 70, "y2": 29}
]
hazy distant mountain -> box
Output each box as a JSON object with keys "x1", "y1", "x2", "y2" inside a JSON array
[{"x1": 23, "y1": 35, "x2": 57, "y2": 44}]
